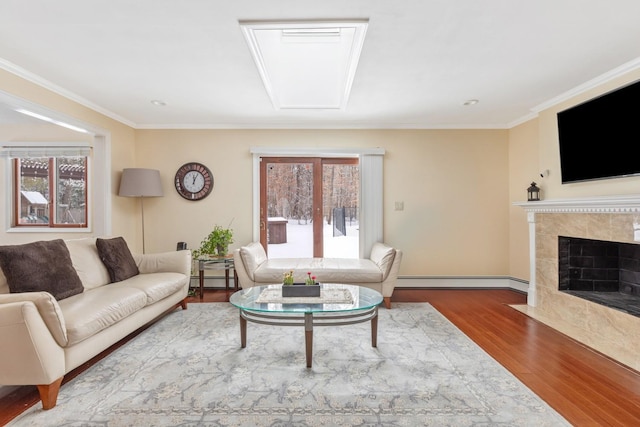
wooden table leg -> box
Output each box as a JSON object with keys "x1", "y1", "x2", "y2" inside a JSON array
[
  {"x1": 199, "y1": 268, "x2": 204, "y2": 301},
  {"x1": 304, "y1": 312, "x2": 313, "y2": 368},
  {"x1": 371, "y1": 307, "x2": 378, "y2": 348},
  {"x1": 240, "y1": 311, "x2": 247, "y2": 348},
  {"x1": 225, "y1": 264, "x2": 230, "y2": 290}
]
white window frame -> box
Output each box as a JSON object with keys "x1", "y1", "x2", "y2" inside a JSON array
[{"x1": 6, "y1": 143, "x2": 91, "y2": 228}]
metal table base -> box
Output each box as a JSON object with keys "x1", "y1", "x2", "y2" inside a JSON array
[{"x1": 237, "y1": 306, "x2": 379, "y2": 368}]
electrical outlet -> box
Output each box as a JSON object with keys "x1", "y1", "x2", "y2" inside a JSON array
[{"x1": 395, "y1": 201, "x2": 404, "y2": 211}]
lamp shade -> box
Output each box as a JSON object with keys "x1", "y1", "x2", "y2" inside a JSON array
[{"x1": 118, "y1": 168, "x2": 164, "y2": 197}]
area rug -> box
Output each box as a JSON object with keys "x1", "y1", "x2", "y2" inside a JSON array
[{"x1": 9, "y1": 303, "x2": 569, "y2": 426}]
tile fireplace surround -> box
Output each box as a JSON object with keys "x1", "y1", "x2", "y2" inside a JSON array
[{"x1": 514, "y1": 195, "x2": 640, "y2": 372}]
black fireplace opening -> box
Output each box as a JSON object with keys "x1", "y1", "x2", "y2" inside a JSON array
[{"x1": 558, "y1": 236, "x2": 640, "y2": 317}]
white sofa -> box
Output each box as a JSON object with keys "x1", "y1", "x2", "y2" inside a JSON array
[
  {"x1": 0, "y1": 237, "x2": 191, "y2": 410},
  {"x1": 234, "y1": 242, "x2": 402, "y2": 309}
]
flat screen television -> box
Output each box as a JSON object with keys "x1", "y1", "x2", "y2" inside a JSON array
[{"x1": 557, "y1": 79, "x2": 640, "y2": 184}]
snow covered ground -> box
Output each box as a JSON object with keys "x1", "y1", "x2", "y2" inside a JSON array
[{"x1": 268, "y1": 221, "x2": 359, "y2": 258}]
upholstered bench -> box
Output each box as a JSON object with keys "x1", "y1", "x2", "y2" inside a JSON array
[{"x1": 233, "y1": 242, "x2": 402, "y2": 309}]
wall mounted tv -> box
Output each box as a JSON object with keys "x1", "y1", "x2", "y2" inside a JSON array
[{"x1": 557, "y1": 79, "x2": 640, "y2": 184}]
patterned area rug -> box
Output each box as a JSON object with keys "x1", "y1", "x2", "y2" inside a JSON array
[{"x1": 10, "y1": 303, "x2": 569, "y2": 426}]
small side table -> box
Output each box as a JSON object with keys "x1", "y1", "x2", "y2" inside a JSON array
[{"x1": 198, "y1": 255, "x2": 238, "y2": 300}]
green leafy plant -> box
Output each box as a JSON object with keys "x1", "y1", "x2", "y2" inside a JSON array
[
  {"x1": 192, "y1": 224, "x2": 234, "y2": 258},
  {"x1": 283, "y1": 270, "x2": 294, "y2": 286},
  {"x1": 305, "y1": 271, "x2": 317, "y2": 285}
]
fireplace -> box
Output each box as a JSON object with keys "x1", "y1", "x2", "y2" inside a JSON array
[
  {"x1": 515, "y1": 194, "x2": 640, "y2": 372},
  {"x1": 558, "y1": 236, "x2": 640, "y2": 317}
]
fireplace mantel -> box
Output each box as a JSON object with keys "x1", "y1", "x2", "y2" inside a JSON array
[
  {"x1": 515, "y1": 194, "x2": 640, "y2": 308},
  {"x1": 513, "y1": 194, "x2": 640, "y2": 213}
]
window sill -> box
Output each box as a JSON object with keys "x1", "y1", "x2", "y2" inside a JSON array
[{"x1": 6, "y1": 226, "x2": 91, "y2": 233}]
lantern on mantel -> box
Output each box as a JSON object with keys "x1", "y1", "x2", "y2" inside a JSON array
[{"x1": 527, "y1": 182, "x2": 540, "y2": 201}]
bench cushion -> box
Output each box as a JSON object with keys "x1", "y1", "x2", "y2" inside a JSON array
[{"x1": 254, "y1": 258, "x2": 383, "y2": 283}]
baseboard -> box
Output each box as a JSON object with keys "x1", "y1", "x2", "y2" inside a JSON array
[
  {"x1": 0, "y1": 384, "x2": 19, "y2": 399},
  {"x1": 396, "y1": 276, "x2": 529, "y2": 294},
  {"x1": 190, "y1": 275, "x2": 237, "y2": 290}
]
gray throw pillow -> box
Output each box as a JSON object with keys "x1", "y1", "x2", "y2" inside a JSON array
[
  {"x1": 0, "y1": 239, "x2": 84, "y2": 300},
  {"x1": 96, "y1": 237, "x2": 139, "y2": 283}
]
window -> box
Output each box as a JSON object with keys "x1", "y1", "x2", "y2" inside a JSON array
[
  {"x1": 2, "y1": 144, "x2": 91, "y2": 229},
  {"x1": 14, "y1": 156, "x2": 88, "y2": 227}
]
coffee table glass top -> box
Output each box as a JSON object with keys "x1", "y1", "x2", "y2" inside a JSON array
[{"x1": 229, "y1": 284, "x2": 383, "y2": 314}]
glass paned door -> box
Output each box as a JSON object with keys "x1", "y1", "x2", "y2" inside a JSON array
[
  {"x1": 322, "y1": 161, "x2": 359, "y2": 258},
  {"x1": 260, "y1": 157, "x2": 359, "y2": 258},
  {"x1": 262, "y1": 159, "x2": 316, "y2": 257}
]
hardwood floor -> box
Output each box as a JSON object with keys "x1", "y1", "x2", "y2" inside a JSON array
[{"x1": 1, "y1": 288, "x2": 639, "y2": 425}]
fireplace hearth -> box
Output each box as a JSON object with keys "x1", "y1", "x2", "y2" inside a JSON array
[{"x1": 558, "y1": 236, "x2": 640, "y2": 317}]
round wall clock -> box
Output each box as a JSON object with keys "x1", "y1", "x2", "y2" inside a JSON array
[{"x1": 174, "y1": 162, "x2": 214, "y2": 201}]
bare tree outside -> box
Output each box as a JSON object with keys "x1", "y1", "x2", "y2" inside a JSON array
[{"x1": 266, "y1": 160, "x2": 359, "y2": 258}]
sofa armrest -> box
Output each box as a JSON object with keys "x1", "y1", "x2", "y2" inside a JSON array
[
  {"x1": 0, "y1": 301, "x2": 65, "y2": 386},
  {"x1": 0, "y1": 292, "x2": 67, "y2": 347},
  {"x1": 134, "y1": 250, "x2": 192, "y2": 278}
]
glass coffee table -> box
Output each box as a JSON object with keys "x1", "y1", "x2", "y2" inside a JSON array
[{"x1": 229, "y1": 284, "x2": 383, "y2": 368}]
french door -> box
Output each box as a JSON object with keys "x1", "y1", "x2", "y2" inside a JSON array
[{"x1": 259, "y1": 157, "x2": 359, "y2": 258}]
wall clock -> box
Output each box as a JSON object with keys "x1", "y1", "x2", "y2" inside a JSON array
[{"x1": 174, "y1": 162, "x2": 214, "y2": 201}]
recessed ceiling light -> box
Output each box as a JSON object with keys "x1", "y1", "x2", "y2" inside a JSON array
[
  {"x1": 240, "y1": 20, "x2": 369, "y2": 111},
  {"x1": 150, "y1": 100, "x2": 166, "y2": 106},
  {"x1": 463, "y1": 99, "x2": 479, "y2": 106}
]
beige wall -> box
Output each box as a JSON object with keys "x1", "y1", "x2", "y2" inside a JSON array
[
  {"x1": 3, "y1": 65, "x2": 640, "y2": 282},
  {"x1": 136, "y1": 129, "x2": 510, "y2": 277},
  {"x1": 507, "y1": 68, "x2": 640, "y2": 282},
  {"x1": 508, "y1": 119, "x2": 539, "y2": 281},
  {"x1": 537, "y1": 68, "x2": 640, "y2": 200},
  {"x1": 0, "y1": 69, "x2": 138, "y2": 247}
]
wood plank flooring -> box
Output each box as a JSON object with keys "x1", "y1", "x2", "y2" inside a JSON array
[{"x1": 1, "y1": 288, "x2": 639, "y2": 425}]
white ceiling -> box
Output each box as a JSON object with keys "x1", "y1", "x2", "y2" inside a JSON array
[{"x1": 1, "y1": 1, "x2": 640, "y2": 129}]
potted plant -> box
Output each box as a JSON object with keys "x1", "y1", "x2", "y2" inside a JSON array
[
  {"x1": 192, "y1": 224, "x2": 234, "y2": 258},
  {"x1": 282, "y1": 270, "x2": 320, "y2": 297},
  {"x1": 304, "y1": 272, "x2": 317, "y2": 285},
  {"x1": 283, "y1": 270, "x2": 295, "y2": 286}
]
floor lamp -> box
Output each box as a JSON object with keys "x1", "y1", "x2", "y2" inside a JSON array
[{"x1": 118, "y1": 168, "x2": 164, "y2": 253}]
